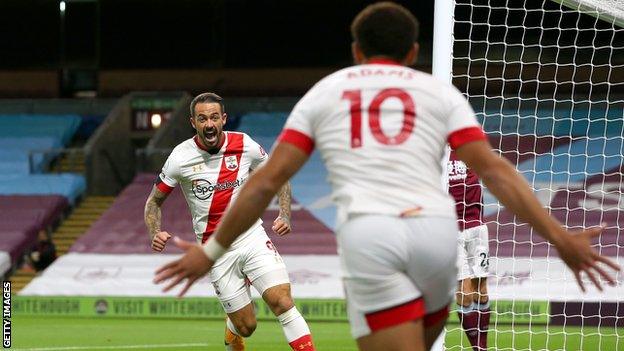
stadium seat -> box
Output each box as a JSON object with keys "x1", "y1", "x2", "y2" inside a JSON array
[
  {"x1": 0, "y1": 115, "x2": 79, "y2": 175},
  {"x1": 0, "y1": 114, "x2": 84, "y2": 278},
  {"x1": 0, "y1": 174, "x2": 86, "y2": 205},
  {"x1": 0, "y1": 195, "x2": 68, "y2": 263},
  {"x1": 0, "y1": 152, "x2": 31, "y2": 174},
  {"x1": 0, "y1": 115, "x2": 86, "y2": 203},
  {"x1": 0, "y1": 137, "x2": 64, "y2": 174},
  {"x1": 0, "y1": 195, "x2": 68, "y2": 228},
  {"x1": 0, "y1": 230, "x2": 37, "y2": 263},
  {"x1": 0, "y1": 114, "x2": 81, "y2": 145}
]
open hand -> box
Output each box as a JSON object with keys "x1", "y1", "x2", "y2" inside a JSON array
[
  {"x1": 153, "y1": 237, "x2": 214, "y2": 297},
  {"x1": 555, "y1": 226, "x2": 620, "y2": 292}
]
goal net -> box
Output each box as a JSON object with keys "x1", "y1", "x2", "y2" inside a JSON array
[{"x1": 435, "y1": 0, "x2": 623, "y2": 349}]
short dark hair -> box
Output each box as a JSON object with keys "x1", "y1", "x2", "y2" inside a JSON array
[
  {"x1": 351, "y1": 2, "x2": 419, "y2": 62},
  {"x1": 190, "y1": 92, "x2": 225, "y2": 116}
]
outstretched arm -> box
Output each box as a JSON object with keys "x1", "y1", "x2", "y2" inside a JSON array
[
  {"x1": 144, "y1": 186, "x2": 172, "y2": 252},
  {"x1": 456, "y1": 140, "x2": 620, "y2": 291},
  {"x1": 272, "y1": 181, "x2": 292, "y2": 235}
]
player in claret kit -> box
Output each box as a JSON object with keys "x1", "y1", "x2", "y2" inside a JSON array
[
  {"x1": 154, "y1": 3, "x2": 619, "y2": 351},
  {"x1": 144, "y1": 92, "x2": 315, "y2": 351},
  {"x1": 447, "y1": 149, "x2": 490, "y2": 351}
]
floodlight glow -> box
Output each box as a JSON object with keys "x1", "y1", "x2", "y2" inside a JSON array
[
  {"x1": 151, "y1": 113, "x2": 162, "y2": 128},
  {"x1": 60, "y1": 1, "x2": 66, "y2": 12}
]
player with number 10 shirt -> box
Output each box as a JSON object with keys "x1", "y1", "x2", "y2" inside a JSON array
[{"x1": 279, "y1": 53, "x2": 484, "y2": 341}]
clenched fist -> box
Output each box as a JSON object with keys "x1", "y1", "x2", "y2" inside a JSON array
[
  {"x1": 151, "y1": 231, "x2": 172, "y2": 252},
  {"x1": 272, "y1": 216, "x2": 291, "y2": 236}
]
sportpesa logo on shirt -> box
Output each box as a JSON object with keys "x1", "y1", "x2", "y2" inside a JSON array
[{"x1": 191, "y1": 178, "x2": 245, "y2": 200}]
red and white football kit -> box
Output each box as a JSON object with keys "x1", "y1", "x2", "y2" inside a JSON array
[
  {"x1": 157, "y1": 132, "x2": 289, "y2": 312},
  {"x1": 447, "y1": 149, "x2": 490, "y2": 281},
  {"x1": 277, "y1": 59, "x2": 487, "y2": 337}
]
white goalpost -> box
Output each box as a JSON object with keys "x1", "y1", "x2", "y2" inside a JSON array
[{"x1": 433, "y1": 0, "x2": 623, "y2": 350}]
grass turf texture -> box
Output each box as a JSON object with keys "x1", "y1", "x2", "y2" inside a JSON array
[{"x1": 9, "y1": 316, "x2": 623, "y2": 350}]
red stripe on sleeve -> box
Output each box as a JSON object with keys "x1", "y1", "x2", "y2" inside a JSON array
[
  {"x1": 365, "y1": 298, "x2": 425, "y2": 332},
  {"x1": 202, "y1": 132, "x2": 245, "y2": 243},
  {"x1": 277, "y1": 128, "x2": 315, "y2": 155},
  {"x1": 156, "y1": 181, "x2": 174, "y2": 194},
  {"x1": 448, "y1": 126, "x2": 487, "y2": 150}
]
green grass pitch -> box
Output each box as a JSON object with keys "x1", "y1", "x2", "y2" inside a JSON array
[{"x1": 9, "y1": 316, "x2": 623, "y2": 350}]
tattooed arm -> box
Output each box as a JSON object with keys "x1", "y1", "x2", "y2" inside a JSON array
[
  {"x1": 272, "y1": 181, "x2": 292, "y2": 236},
  {"x1": 144, "y1": 186, "x2": 172, "y2": 252}
]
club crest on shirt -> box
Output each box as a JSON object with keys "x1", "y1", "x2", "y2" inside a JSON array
[{"x1": 225, "y1": 155, "x2": 238, "y2": 171}]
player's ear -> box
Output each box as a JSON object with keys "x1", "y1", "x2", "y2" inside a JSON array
[
  {"x1": 405, "y1": 43, "x2": 419, "y2": 66},
  {"x1": 189, "y1": 116, "x2": 196, "y2": 130},
  {"x1": 222, "y1": 113, "x2": 227, "y2": 126},
  {"x1": 352, "y1": 42, "x2": 365, "y2": 64}
]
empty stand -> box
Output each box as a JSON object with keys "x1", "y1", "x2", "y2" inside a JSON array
[
  {"x1": 8, "y1": 195, "x2": 116, "y2": 293},
  {"x1": 0, "y1": 174, "x2": 86, "y2": 205},
  {"x1": 0, "y1": 114, "x2": 87, "y2": 203},
  {"x1": 0, "y1": 114, "x2": 88, "y2": 281},
  {"x1": 53, "y1": 196, "x2": 115, "y2": 256},
  {"x1": 0, "y1": 114, "x2": 81, "y2": 145},
  {"x1": 0, "y1": 195, "x2": 68, "y2": 227},
  {"x1": 0, "y1": 231, "x2": 37, "y2": 264},
  {"x1": 0, "y1": 195, "x2": 68, "y2": 263},
  {"x1": 0, "y1": 137, "x2": 63, "y2": 174}
]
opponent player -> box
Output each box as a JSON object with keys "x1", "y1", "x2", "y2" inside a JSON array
[
  {"x1": 144, "y1": 92, "x2": 315, "y2": 351},
  {"x1": 154, "y1": 3, "x2": 619, "y2": 351},
  {"x1": 448, "y1": 149, "x2": 490, "y2": 351}
]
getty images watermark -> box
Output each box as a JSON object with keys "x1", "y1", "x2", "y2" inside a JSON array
[{"x1": 2, "y1": 281, "x2": 10, "y2": 348}]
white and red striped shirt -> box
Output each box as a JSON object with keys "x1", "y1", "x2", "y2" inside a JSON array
[
  {"x1": 278, "y1": 59, "x2": 486, "y2": 225},
  {"x1": 157, "y1": 131, "x2": 268, "y2": 246}
]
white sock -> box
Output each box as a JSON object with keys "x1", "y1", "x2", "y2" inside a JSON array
[
  {"x1": 430, "y1": 328, "x2": 446, "y2": 351},
  {"x1": 473, "y1": 300, "x2": 490, "y2": 311},
  {"x1": 277, "y1": 307, "x2": 310, "y2": 342},
  {"x1": 226, "y1": 317, "x2": 241, "y2": 336}
]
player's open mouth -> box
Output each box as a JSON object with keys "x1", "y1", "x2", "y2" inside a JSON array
[{"x1": 204, "y1": 130, "x2": 217, "y2": 144}]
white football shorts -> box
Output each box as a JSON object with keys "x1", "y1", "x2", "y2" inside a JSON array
[
  {"x1": 337, "y1": 215, "x2": 458, "y2": 338},
  {"x1": 209, "y1": 226, "x2": 290, "y2": 313},
  {"x1": 457, "y1": 224, "x2": 490, "y2": 281}
]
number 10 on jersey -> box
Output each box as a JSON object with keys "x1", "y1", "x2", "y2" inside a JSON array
[{"x1": 342, "y1": 88, "x2": 416, "y2": 148}]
